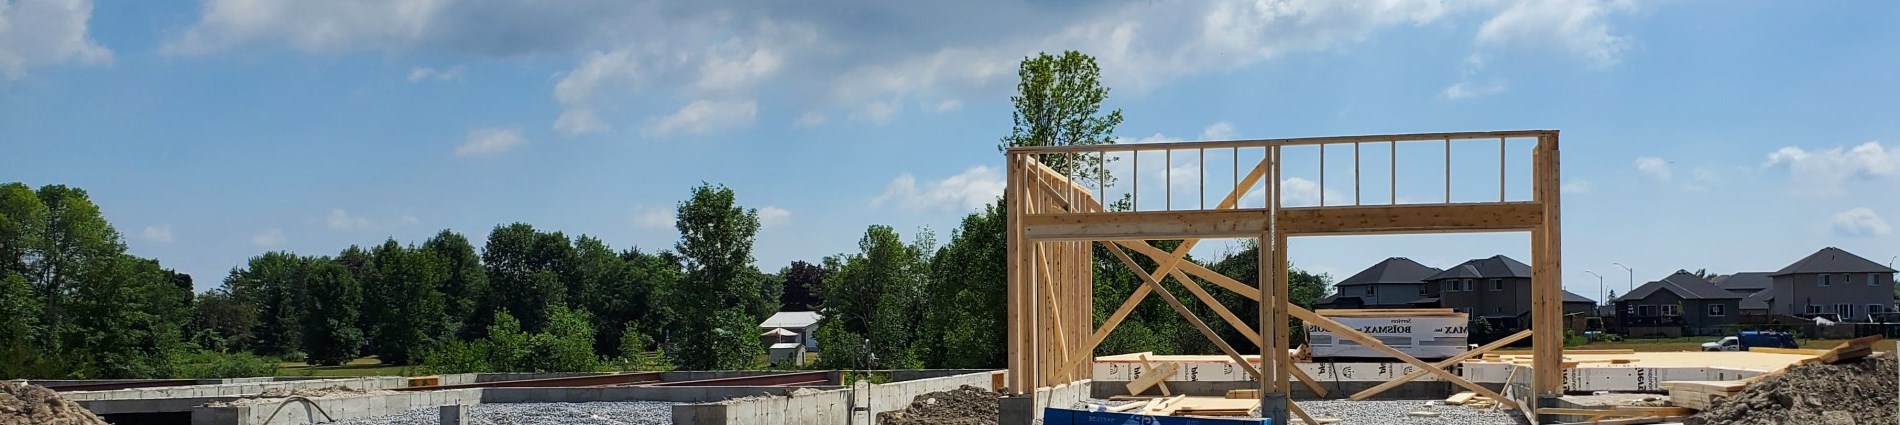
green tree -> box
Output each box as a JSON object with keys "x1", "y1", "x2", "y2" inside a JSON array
[
  {"x1": 423, "y1": 230, "x2": 489, "y2": 340},
  {"x1": 1207, "y1": 242, "x2": 1332, "y2": 346},
  {"x1": 223, "y1": 252, "x2": 308, "y2": 357},
  {"x1": 917, "y1": 200, "x2": 1009, "y2": 368},
  {"x1": 586, "y1": 247, "x2": 679, "y2": 357},
  {"x1": 778, "y1": 260, "x2": 826, "y2": 311},
  {"x1": 188, "y1": 289, "x2": 256, "y2": 353},
  {"x1": 999, "y1": 51, "x2": 1124, "y2": 188},
  {"x1": 482, "y1": 223, "x2": 572, "y2": 333},
  {"x1": 814, "y1": 225, "x2": 932, "y2": 369},
  {"x1": 669, "y1": 184, "x2": 766, "y2": 370},
  {"x1": 365, "y1": 240, "x2": 449, "y2": 365},
  {"x1": 299, "y1": 258, "x2": 365, "y2": 366},
  {"x1": 524, "y1": 306, "x2": 602, "y2": 372},
  {"x1": 0, "y1": 270, "x2": 49, "y2": 378}
]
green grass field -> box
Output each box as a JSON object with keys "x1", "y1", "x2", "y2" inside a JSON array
[{"x1": 276, "y1": 357, "x2": 417, "y2": 377}]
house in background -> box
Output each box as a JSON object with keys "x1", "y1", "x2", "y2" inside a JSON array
[
  {"x1": 1413, "y1": 255, "x2": 1597, "y2": 333},
  {"x1": 1612, "y1": 270, "x2": 1741, "y2": 337},
  {"x1": 759, "y1": 311, "x2": 822, "y2": 350},
  {"x1": 1317, "y1": 257, "x2": 1441, "y2": 309},
  {"x1": 1711, "y1": 247, "x2": 1896, "y2": 321}
]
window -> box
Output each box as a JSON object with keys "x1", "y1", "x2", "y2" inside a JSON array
[
  {"x1": 1708, "y1": 304, "x2": 1725, "y2": 317},
  {"x1": 1662, "y1": 304, "x2": 1680, "y2": 316},
  {"x1": 1490, "y1": 279, "x2": 1503, "y2": 291},
  {"x1": 1366, "y1": 286, "x2": 1376, "y2": 295},
  {"x1": 1869, "y1": 304, "x2": 1885, "y2": 315},
  {"x1": 1443, "y1": 281, "x2": 1456, "y2": 292},
  {"x1": 1637, "y1": 305, "x2": 1659, "y2": 316},
  {"x1": 1462, "y1": 279, "x2": 1473, "y2": 291},
  {"x1": 1819, "y1": 274, "x2": 1831, "y2": 286},
  {"x1": 1836, "y1": 304, "x2": 1853, "y2": 317},
  {"x1": 1872, "y1": 274, "x2": 1881, "y2": 287},
  {"x1": 1807, "y1": 305, "x2": 1824, "y2": 314}
]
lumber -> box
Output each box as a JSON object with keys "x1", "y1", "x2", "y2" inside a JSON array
[
  {"x1": 1287, "y1": 358, "x2": 1328, "y2": 397},
  {"x1": 1124, "y1": 359, "x2": 1179, "y2": 396},
  {"x1": 1104, "y1": 243, "x2": 1262, "y2": 380},
  {"x1": 1351, "y1": 329, "x2": 1532, "y2": 400},
  {"x1": 1137, "y1": 354, "x2": 1173, "y2": 396},
  {"x1": 1292, "y1": 304, "x2": 1519, "y2": 410},
  {"x1": 1819, "y1": 335, "x2": 1881, "y2": 364},
  {"x1": 1747, "y1": 347, "x2": 1827, "y2": 355},
  {"x1": 1444, "y1": 392, "x2": 1478, "y2": 405},
  {"x1": 1287, "y1": 399, "x2": 1318, "y2": 425},
  {"x1": 1107, "y1": 401, "x2": 1146, "y2": 412}
]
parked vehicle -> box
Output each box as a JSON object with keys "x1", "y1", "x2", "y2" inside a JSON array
[{"x1": 1701, "y1": 331, "x2": 1798, "y2": 351}]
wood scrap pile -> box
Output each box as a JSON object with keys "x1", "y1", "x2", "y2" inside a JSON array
[
  {"x1": 1442, "y1": 391, "x2": 1503, "y2": 409},
  {"x1": 1105, "y1": 395, "x2": 1257, "y2": 417},
  {"x1": 1478, "y1": 349, "x2": 1638, "y2": 367},
  {"x1": 1660, "y1": 380, "x2": 1745, "y2": 410}
]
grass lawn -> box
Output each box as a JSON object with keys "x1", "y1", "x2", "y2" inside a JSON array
[{"x1": 276, "y1": 357, "x2": 418, "y2": 377}]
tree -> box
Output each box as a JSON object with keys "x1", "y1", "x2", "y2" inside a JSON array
[
  {"x1": 1691, "y1": 268, "x2": 1716, "y2": 281},
  {"x1": 482, "y1": 223, "x2": 572, "y2": 332},
  {"x1": 814, "y1": 225, "x2": 932, "y2": 369},
  {"x1": 779, "y1": 260, "x2": 825, "y2": 311},
  {"x1": 586, "y1": 247, "x2": 678, "y2": 356},
  {"x1": 917, "y1": 200, "x2": 1009, "y2": 368},
  {"x1": 224, "y1": 252, "x2": 307, "y2": 356},
  {"x1": 299, "y1": 258, "x2": 365, "y2": 366},
  {"x1": 669, "y1": 184, "x2": 766, "y2": 370},
  {"x1": 365, "y1": 240, "x2": 449, "y2": 365},
  {"x1": 999, "y1": 51, "x2": 1124, "y2": 188},
  {"x1": 188, "y1": 289, "x2": 257, "y2": 352},
  {"x1": 423, "y1": 230, "x2": 489, "y2": 340}
]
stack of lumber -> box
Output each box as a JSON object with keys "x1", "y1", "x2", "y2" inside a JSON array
[
  {"x1": 1660, "y1": 380, "x2": 1747, "y2": 410},
  {"x1": 1818, "y1": 335, "x2": 1880, "y2": 364},
  {"x1": 1442, "y1": 391, "x2": 1500, "y2": 408}
]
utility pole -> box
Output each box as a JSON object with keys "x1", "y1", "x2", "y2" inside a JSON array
[
  {"x1": 1585, "y1": 271, "x2": 1604, "y2": 307},
  {"x1": 1613, "y1": 263, "x2": 1634, "y2": 294}
]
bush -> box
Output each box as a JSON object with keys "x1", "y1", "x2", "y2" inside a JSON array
[
  {"x1": 171, "y1": 350, "x2": 280, "y2": 379},
  {"x1": 421, "y1": 340, "x2": 490, "y2": 374},
  {"x1": 422, "y1": 308, "x2": 607, "y2": 373}
]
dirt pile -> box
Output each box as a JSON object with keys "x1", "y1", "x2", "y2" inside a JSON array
[
  {"x1": 878, "y1": 385, "x2": 1000, "y2": 425},
  {"x1": 1687, "y1": 351, "x2": 1896, "y2": 425},
  {"x1": 204, "y1": 385, "x2": 395, "y2": 407},
  {"x1": 0, "y1": 381, "x2": 109, "y2": 425}
]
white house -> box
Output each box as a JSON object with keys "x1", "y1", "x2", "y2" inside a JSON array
[{"x1": 759, "y1": 311, "x2": 822, "y2": 351}]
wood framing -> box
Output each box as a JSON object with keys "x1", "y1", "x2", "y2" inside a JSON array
[{"x1": 1005, "y1": 130, "x2": 1564, "y2": 423}]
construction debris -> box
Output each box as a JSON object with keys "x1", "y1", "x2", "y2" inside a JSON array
[
  {"x1": 0, "y1": 381, "x2": 108, "y2": 425},
  {"x1": 878, "y1": 385, "x2": 999, "y2": 425},
  {"x1": 203, "y1": 385, "x2": 395, "y2": 407},
  {"x1": 1685, "y1": 350, "x2": 1895, "y2": 425}
]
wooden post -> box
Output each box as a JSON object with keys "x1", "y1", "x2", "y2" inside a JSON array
[
  {"x1": 1257, "y1": 145, "x2": 1289, "y2": 424},
  {"x1": 1533, "y1": 133, "x2": 1565, "y2": 402},
  {"x1": 1006, "y1": 153, "x2": 1027, "y2": 394}
]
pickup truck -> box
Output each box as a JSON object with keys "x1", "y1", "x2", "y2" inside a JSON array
[{"x1": 1701, "y1": 331, "x2": 1798, "y2": 351}]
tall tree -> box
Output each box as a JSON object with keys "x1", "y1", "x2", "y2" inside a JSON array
[
  {"x1": 669, "y1": 184, "x2": 766, "y2": 370},
  {"x1": 423, "y1": 230, "x2": 488, "y2": 340},
  {"x1": 365, "y1": 240, "x2": 449, "y2": 365},
  {"x1": 814, "y1": 225, "x2": 932, "y2": 368},
  {"x1": 482, "y1": 223, "x2": 572, "y2": 332},
  {"x1": 300, "y1": 258, "x2": 365, "y2": 366},
  {"x1": 778, "y1": 260, "x2": 826, "y2": 311},
  {"x1": 917, "y1": 200, "x2": 1009, "y2": 368},
  {"x1": 68, "y1": 255, "x2": 192, "y2": 378},
  {"x1": 189, "y1": 289, "x2": 256, "y2": 352},
  {"x1": 999, "y1": 51, "x2": 1124, "y2": 188},
  {"x1": 223, "y1": 252, "x2": 307, "y2": 356}
]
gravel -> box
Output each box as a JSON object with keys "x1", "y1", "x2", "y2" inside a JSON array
[
  {"x1": 1073, "y1": 397, "x2": 1528, "y2": 425},
  {"x1": 328, "y1": 402, "x2": 674, "y2": 425}
]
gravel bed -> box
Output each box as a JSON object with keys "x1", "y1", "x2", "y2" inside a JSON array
[
  {"x1": 329, "y1": 401, "x2": 673, "y2": 425},
  {"x1": 1072, "y1": 398, "x2": 1527, "y2": 425}
]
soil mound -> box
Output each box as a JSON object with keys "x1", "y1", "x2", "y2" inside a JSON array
[
  {"x1": 1687, "y1": 351, "x2": 1896, "y2": 425},
  {"x1": 878, "y1": 385, "x2": 1000, "y2": 425},
  {"x1": 0, "y1": 381, "x2": 109, "y2": 425}
]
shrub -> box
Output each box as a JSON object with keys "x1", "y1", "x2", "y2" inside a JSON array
[{"x1": 171, "y1": 350, "x2": 280, "y2": 379}]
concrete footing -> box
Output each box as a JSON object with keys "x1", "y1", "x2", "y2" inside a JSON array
[{"x1": 1000, "y1": 379, "x2": 1091, "y2": 425}]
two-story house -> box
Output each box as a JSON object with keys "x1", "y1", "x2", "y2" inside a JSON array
[
  {"x1": 1612, "y1": 270, "x2": 1741, "y2": 337},
  {"x1": 1415, "y1": 255, "x2": 1596, "y2": 332},
  {"x1": 1755, "y1": 247, "x2": 1895, "y2": 320},
  {"x1": 1317, "y1": 257, "x2": 1441, "y2": 309},
  {"x1": 1709, "y1": 272, "x2": 1772, "y2": 316}
]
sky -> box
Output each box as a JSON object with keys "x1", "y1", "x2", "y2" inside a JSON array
[{"x1": 4, "y1": 1, "x2": 1898, "y2": 304}]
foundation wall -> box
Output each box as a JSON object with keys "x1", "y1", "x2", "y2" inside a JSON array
[
  {"x1": 188, "y1": 389, "x2": 483, "y2": 425},
  {"x1": 673, "y1": 388, "x2": 853, "y2": 425},
  {"x1": 854, "y1": 371, "x2": 995, "y2": 423},
  {"x1": 63, "y1": 377, "x2": 407, "y2": 402},
  {"x1": 999, "y1": 379, "x2": 1091, "y2": 425}
]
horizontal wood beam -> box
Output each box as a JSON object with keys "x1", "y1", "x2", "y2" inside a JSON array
[
  {"x1": 1023, "y1": 209, "x2": 1268, "y2": 241},
  {"x1": 1005, "y1": 130, "x2": 1557, "y2": 154},
  {"x1": 1278, "y1": 203, "x2": 1542, "y2": 235}
]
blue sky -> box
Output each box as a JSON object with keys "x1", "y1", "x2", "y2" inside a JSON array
[{"x1": 4, "y1": 1, "x2": 1898, "y2": 303}]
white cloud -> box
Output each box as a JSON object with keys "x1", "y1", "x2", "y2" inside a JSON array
[
  {"x1": 1830, "y1": 207, "x2": 1892, "y2": 237},
  {"x1": 456, "y1": 127, "x2": 525, "y2": 156},
  {"x1": 932, "y1": 99, "x2": 962, "y2": 113},
  {"x1": 1561, "y1": 180, "x2": 1592, "y2": 194},
  {"x1": 1475, "y1": 0, "x2": 1635, "y2": 67},
  {"x1": 141, "y1": 225, "x2": 174, "y2": 244},
  {"x1": 850, "y1": 98, "x2": 900, "y2": 123},
  {"x1": 696, "y1": 49, "x2": 782, "y2": 91},
  {"x1": 794, "y1": 111, "x2": 828, "y2": 127},
  {"x1": 0, "y1": 0, "x2": 113, "y2": 79},
  {"x1": 757, "y1": 206, "x2": 791, "y2": 228},
  {"x1": 1275, "y1": 177, "x2": 1349, "y2": 207},
  {"x1": 1683, "y1": 167, "x2": 1720, "y2": 192},
  {"x1": 633, "y1": 206, "x2": 674, "y2": 230},
  {"x1": 408, "y1": 66, "x2": 462, "y2": 82},
  {"x1": 251, "y1": 229, "x2": 285, "y2": 247},
  {"x1": 642, "y1": 99, "x2": 758, "y2": 137},
  {"x1": 1634, "y1": 156, "x2": 1671, "y2": 181},
  {"x1": 1200, "y1": 122, "x2": 1237, "y2": 140},
  {"x1": 327, "y1": 209, "x2": 370, "y2": 230},
  {"x1": 1441, "y1": 80, "x2": 1507, "y2": 99},
  {"x1": 400, "y1": 215, "x2": 420, "y2": 225},
  {"x1": 873, "y1": 166, "x2": 1005, "y2": 213},
  {"x1": 1764, "y1": 141, "x2": 1897, "y2": 197}
]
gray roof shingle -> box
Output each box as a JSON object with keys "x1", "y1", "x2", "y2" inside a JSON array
[
  {"x1": 1740, "y1": 289, "x2": 1773, "y2": 311},
  {"x1": 1562, "y1": 290, "x2": 1594, "y2": 304},
  {"x1": 1711, "y1": 272, "x2": 1773, "y2": 292},
  {"x1": 1336, "y1": 257, "x2": 1442, "y2": 287},
  {"x1": 1770, "y1": 247, "x2": 1897, "y2": 277},
  {"x1": 1614, "y1": 270, "x2": 1743, "y2": 301},
  {"x1": 1422, "y1": 255, "x2": 1531, "y2": 281}
]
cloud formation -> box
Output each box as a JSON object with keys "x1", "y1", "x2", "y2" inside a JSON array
[
  {"x1": 1830, "y1": 207, "x2": 1892, "y2": 237},
  {"x1": 632, "y1": 206, "x2": 673, "y2": 230},
  {"x1": 1634, "y1": 156, "x2": 1670, "y2": 181},
  {"x1": 873, "y1": 166, "x2": 1005, "y2": 213},
  {"x1": 0, "y1": 0, "x2": 112, "y2": 79},
  {"x1": 142, "y1": 225, "x2": 174, "y2": 244},
  {"x1": 327, "y1": 209, "x2": 370, "y2": 230},
  {"x1": 456, "y1": 127, "x2": 525, "y2": 156},
  {"x1": 757, "y1": 206, "x2": 791, "y2": 228},
  {"x1": 642, "y1": 99, "x2": 759, "y2": 137},
  {"x1": 1764, "y1": 141, "x2": 1897, "y2": 197}
]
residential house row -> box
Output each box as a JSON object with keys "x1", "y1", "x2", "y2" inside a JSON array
[
  {"x1": 1612, "y1": 247, "x2": 1896, "y2": 336},
  {"x1": 1317, "y1": 255, "x2": 1596, "y2": 334}
]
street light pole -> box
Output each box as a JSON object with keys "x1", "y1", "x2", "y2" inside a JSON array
[
  {"x1": 1585, "y1": 271, "x2": 1604, "y2": 307},
  {"x1": 1613, "y1": 262, "x2": 1634, "y2": 295}
]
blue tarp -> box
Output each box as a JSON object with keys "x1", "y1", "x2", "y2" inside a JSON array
[{"x1": 1043, "y1": 408, "x2": 1269, "y2": 425}]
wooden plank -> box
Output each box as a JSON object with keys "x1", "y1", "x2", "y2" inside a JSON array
[
  {"x1": 1534, "y1": 134, "x2": 1565, "y2": 398},
  {"x1": 1277, "y1": 203, "x2": 1542, "y2": 235},
  {"x1": 1005, "y1": 154, "x2": 1027, "y2": 394},
  {"x1": 1138, "y1": 354, "x2": 1172, "y2": 396},
  {"x1": 1116, "y1": 240, "x2": 1258, "y2": 298},
  {"x1": 1034, "y1": 247, "x2": 1072, "y2": 381},
  {"x1": 1287, "y1": 358, "x2": 1328, "y2": 398},
  {"x1": 1107, "y1": 401, "x2": 1146, "y2": 412},
  {"x1": 1287, "y1": 399, "x2": 1319, "y2": 425},
  {"x1": 1820, "y1": 334, "x2": 1881, "y2": 364},
  {"x1": 1104, "y1": 243, "x2": 1263, "y2": 380},
  {"x1": 1444, "y1": 392, "x2": 1477, "y2": 405},
  {"x1": 1023, "y1": 209, "x2": 1269, "y2": 241},
  {"x1": 1290, "y1": 304, "x2": 1520, "y2": 410},
  {"x1": 1003, "y1": 130, "x2": 1557, "y2": 154},
  {"x1": 1350, "y1": 329, "x2": 1533, "y2": 400},
  {"x1": 1746, "y1": 347, "x2": 1827, "y2": 356},
  {"x1": 1124, "y1": 361, "x2": 1180, "y2": 396},
  {"x1": 1165, "y1": 267, "x2": 1263, "y2": 347}
]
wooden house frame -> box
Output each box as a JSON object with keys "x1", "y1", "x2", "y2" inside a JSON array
[{"x1": 1003, "y1": 130, "x2": 1564, "y2": 423}]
